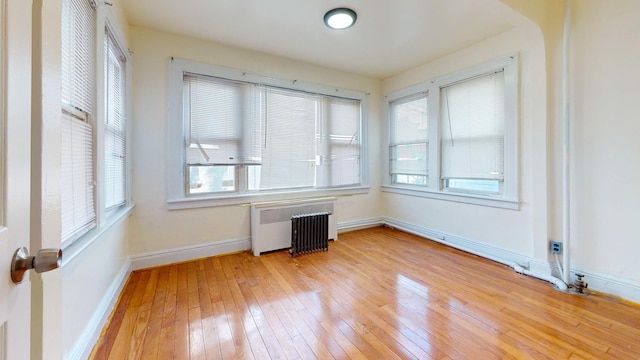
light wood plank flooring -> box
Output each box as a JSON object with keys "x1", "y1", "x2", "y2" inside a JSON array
[{"x1": 91, "y1": 226, "x2": 640, "y2": 359}]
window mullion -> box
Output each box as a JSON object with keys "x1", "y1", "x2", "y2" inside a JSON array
[
  {"x1": 95, "y1": 8, "x2": 106, "y2": 226},
  {"x1": 429, "y1": 85, "x2": 441, "y2": 190},
  {"x1": 238, "y1": 165, "x2": 247, "y2": 194}
]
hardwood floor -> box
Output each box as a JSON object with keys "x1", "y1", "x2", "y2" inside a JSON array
[{"x1": 91, "y1": 226, "x2": 640, "y2": 359}]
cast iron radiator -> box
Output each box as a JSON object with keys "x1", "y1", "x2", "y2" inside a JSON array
[{"x1": 290, "y1": 212, "x2": 330, "y2": 257}]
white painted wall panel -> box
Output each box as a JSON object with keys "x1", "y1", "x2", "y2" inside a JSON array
[{"x1": 570, "y1": 0, "x2": 640, "y2": 284}]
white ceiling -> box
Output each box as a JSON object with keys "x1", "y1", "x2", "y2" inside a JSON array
[{"x1": 121, "y1": 0, "x2": 514, "y2": 79}]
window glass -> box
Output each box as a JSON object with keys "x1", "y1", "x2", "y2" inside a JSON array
[
  {"x1": 389, "y1": 95, "x2": 428, "y2": 186},
  {"x1": 440, "y1": 71, "x2": 505, "y2": 193},
  {"x1": 188, "y1": 165, "x2": 235, "y2": 194},
  {"x1": 323, "y1": 97, "x2": 361, "y2": 187},
  {"x1": 249, "y1": 88, "x2": 317, "y2": 191}
]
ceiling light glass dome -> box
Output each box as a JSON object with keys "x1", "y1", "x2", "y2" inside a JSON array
[{"x1": 324, "y1": 8, "x2": 357, "y2": 30}]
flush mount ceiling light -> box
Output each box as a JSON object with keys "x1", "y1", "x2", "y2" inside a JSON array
[{"x1": 324, "y1": 8, "x2": 357, "y2": 30}]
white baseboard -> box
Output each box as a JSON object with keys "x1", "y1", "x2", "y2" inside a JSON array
[
  {"x1": 382, "y1": 217, "x2": 640, "y2": 304},
  {"x1": 130, "y1": 237, "x2": 251, "y2": 270},
  {"x1": 383, "y1": 217, "x2": 532, "y2": 267},
  {"x1": 337, "y1": 217, "x2": 384, "y2": 233},
  {"x1": 572, "y1": 268, "x2": 640, "y2": 304},
  {"x1": 67, "y1": 258, "x2": 132, "y2": 360}
]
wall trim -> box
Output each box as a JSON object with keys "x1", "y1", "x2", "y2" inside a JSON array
[
  {"x1": 382, "y1": 217, "x2": 640, "y2": 304},
  {"x1": 337, "y1": 217, "x2": 384, "y2": 233},
  {"x1": 382, "y1": 217, "x2": 533, "y2": 267},
  {"x1": 67, "y1": 258, "x2": 132, "y2": 360},
  {"x1": 130, "y1": 237, "x2": 251, "y2": 270}
]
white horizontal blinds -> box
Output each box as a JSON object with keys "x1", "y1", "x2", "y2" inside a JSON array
[
  {"x1": 184, "y1": 74, "x2": 261, "y2": 165},
  {"x1": 61, "y1": 0, "x2": 95, "y2": 111},
  {"x1": 61, "y1": 115, "x2": 95, "y2": 240},
  {"x1": 104, "y1": 29, "x2": 127, "y2": 210},
  {"x1": 389, "y1": 95, "x2": 428, "y2": 177},
  {"x1": 61, "y1": 0, "x2": 96, "y2": 243},
  {"x1": 440, "y1": 71, "x2": 505, "y2": 180},
  {"x1": 324, "y1": 97, "x2": 360, "y2": 187},
  {"x1": 249, "y1": 88, "x2": 316, "y2": 190}
]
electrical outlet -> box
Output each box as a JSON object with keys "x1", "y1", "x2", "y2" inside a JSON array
[{"x1": 550, "y1": 241, "x2": 562, "y2": 254}]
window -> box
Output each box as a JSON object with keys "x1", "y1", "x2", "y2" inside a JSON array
[
  {"x1": 384, "y1": 55, "x2": 518, "y2": 208},
  {"x1": 61, "y1": 0, "x2": 97, "y2": 243},
  {"x1": 168, "y1": 59, "x2": 368, "y2": 208},
  {"x1": 104, "y1": 29, "x2": 128, "y2": 210},
  {"x1": 389, "y1": 93, "x2": 428, "y2": 186},
  {"x1": 440, "y1": 71, "x2": 505, "y2": 195},
  {"x1": 61, "y1": 0, "x2": 131, "y2": 246}
]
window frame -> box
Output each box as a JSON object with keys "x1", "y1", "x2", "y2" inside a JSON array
[
  {"x1": 61, "y1": 1, "x2": 133, "y2": 252},
  {"x1": 388, "y1": 92, "x2": 430, "y2": 187},
  {"x1": 382, "y1": 55, "x2": 519, "y2": 210},
  {"x1": 103, "y1": 25, "x2": 128, "y2": 211},
  {"x1": 167, "y1": 58, "x2": 369, "y2": 210}
]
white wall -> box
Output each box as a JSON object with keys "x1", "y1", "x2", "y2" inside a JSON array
[
  {"x1": 61, "y1": 219, "x2": 130, "y2": 359},
  {"x1": 128, "y1": 26, "x2": 382, "y2": 256},
  {"x1": 570, "y1": 0, "x2": 640, "y2": 285}
]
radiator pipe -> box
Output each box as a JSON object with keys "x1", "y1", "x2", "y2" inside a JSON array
[
  {"x1": 561, "y1": 0, "x2": 572, "y2": 285},
  {"x1": 386, "y1": 225, "x2": 569, "y2": 291},
  {"x1": 459, "y1": 245, "x2": 568, "y2": 291},
  {"x1": 512, "y1": 263, "x2": 568, "y2": 291}
]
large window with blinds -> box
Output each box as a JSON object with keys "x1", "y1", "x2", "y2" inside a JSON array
[
  {"x1": 61, "y1": 0, "x2": 131, "y2": 246},
  {"x1": 384, "y1": 55, "x2": 518, "y2": 208},
  {"x1": 168, "y1": 59, "x2": 368, "y2": 207}
]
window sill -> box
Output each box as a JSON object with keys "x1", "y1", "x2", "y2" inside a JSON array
[
  {"x1": 61, "y1": 203, "x2": 135, "y2": 266},
  {"x1": 166, "y1": 186, "x2": 370, "y2": 210},
  {"x1": 381, "y1": 185, "x2": 519, "y2": 210}
]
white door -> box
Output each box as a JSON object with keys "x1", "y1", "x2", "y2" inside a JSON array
[{"x1": 0, "y1": 0, "x2": 33, "y2": 359}]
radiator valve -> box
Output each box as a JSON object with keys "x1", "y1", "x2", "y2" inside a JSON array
[{"x1": 574, "y1": 273, "x2": 588, "y2": 294}]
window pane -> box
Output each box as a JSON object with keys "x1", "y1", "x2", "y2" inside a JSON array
[
  {"x1": 104, "y1": 29, "x2": 127, "y2": 210},
  {"x1": 444, "y1": 178, "x2": 500, "y2": 193},
  {"x1": 389, "y1": 143, "x2": 428, "y2": 176},
  {"x1": 393, "y1": 174, "x2": 428, "y2": 186},
  {"x1": 440, "y1": 71, "x2": 505, "y2": 181},
  {"x1": 61, "y1": 0, "x2": 95, "y2": 112},
  {"x1": 248, "y1": 89, "x2": 316, "y2": 191},
  {"x1": 390, "y1": 95, "x2": 428, "y2": 144},
  {"x1": 188, "y1": 165, "x2": 235, "y2": 194},
  {"x1": 184, "y1": 75, "x2": 261, "y2": 165},
  {"x1": 321, "y1": 97, "x2": 360, "y2": 187},
  {"x1": 389, "y1": 94, "x2": 428, "y2": 185},
  {"x1": 61, "y1": 111, "x2": 96, "y2": 243}
]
